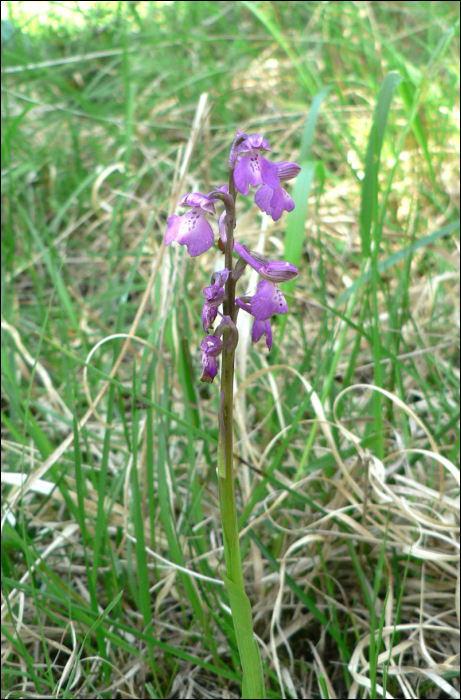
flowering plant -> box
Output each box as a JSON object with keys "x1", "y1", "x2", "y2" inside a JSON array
[{"x1": 165, "y1": 131, "x2": 300, "y2": 699}]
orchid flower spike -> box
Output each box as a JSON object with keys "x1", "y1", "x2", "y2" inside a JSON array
[
  {"x1": 254, "y1": 161, "x2": 301, "y2": 221},
  {"x1": 163, "y1": 129, "x2": 301, "y2": 371},
  {"x1": 236, "y1": 279, "x2": 290, "y2": 350},
  {"x1": 165, "y1": 192, "x2": 216, "y2": 257}
]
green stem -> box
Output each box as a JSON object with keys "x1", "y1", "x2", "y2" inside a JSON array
[
  {"x1": 219, "y1": 164, "x2": 243, "y2": 587},
  {"x1": 218, "y1": 346, "x2": 244, "y2": 588},
  {"x1": 214, "y1": 165, "x2": 265, "y2": 699}
]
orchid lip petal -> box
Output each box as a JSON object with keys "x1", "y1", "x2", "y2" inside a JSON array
[
  {"x1": 174, "y1": 210, "x2": 215, "y2": 257},
  {"x1": 254, "y1": 184, "x2": 273, "y2": 213},
  {"x1": 254, "y1": 183, "x2": 295, "y2": 221},
  {"x1": 266, "y1": 187, "x2": 286, "y2": 221},
  {"x1": 251, "y1": 319, "x2": 272, "y2": 350},
  {"x1": 250, "y1": 279, "x2": 288, "y2": 320},
  {"x1": 164, "y1": 215, "x2": 181, "y2": 246}
]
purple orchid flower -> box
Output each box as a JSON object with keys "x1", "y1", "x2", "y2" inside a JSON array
[
  {"x1": 233, "y1": 134, "x2": 280, "y2": 196},
  {"x1": 234, "y1": 241, "x2": 298, "y2": 282},
  {"x1": 236, "y1": 279, "x2": 290, "y2": 350},
  {"x1": 254, "y1": 161, "x2": 301, "y2": 221},
  {"x1": 200, "y1": 335, "x2": 223, "y2": 383},
  {"x1": 164, "y1": 192, "x2": 216, "y2": 257},
  {"x1": 202, "y1": 269, "x2": 230, "y2": 333}
]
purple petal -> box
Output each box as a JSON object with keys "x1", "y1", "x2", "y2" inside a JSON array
[
  {"x1": 175, "y1": 210, "x2": 215, "y2": 257},
  {"x1": 271, "y1": 186, "x2": 295, "y2": 212},
  {"x1": 233, "y1": 155, "x2": 253, "y2": 195},
  {"x1": 202, "y1": 303, "x2": 218, "y2": 333},
  {"x1": 252, "y1": 319, "x2": 272, "y2": 350},
  {"x1": 164, "y1": 215, "x2": 181, "y2": 246},
  {"x1": 267, "y1": 187, "x2": 294, "y2": 221},
  {"x1": 266, "y1": 187, "x2": 286, "y2": 221},
  {"x1": 259, "y1": 156, "x2": 280, "y2": 190},
  {"x1": 234, "y1": 151, "x2": 278, "y2": 194},
  {"x1": 265, "y1": 321, "x2": 272, "y2": 349},
  {"x1": 259, "y1": 260, "x2": 298, "y2": 282},
  {"x1": 280, "y1": 189, "x2": 295, "y2": 213},
  {"x1": 254, "y1": 184, "x2": 274, "y2": 214},
  {"x1": 200, "y1": 354, "x2": 218, "y2": 383},
  {"x1": 250, "y1": 279, "x2": 288, "y2": 320}
]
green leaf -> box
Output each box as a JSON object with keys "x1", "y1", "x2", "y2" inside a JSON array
[
  {"x1": 359, "y1": 71, "x2": 402, "y2": 259},
  {"x1": 299, "y1": 87, "x2": 329, "y2": 162},
  {"x1": 284, "y1": 162, "x2": 315, "y2": 279},
  {"x1": 284, "y1": 88, "x2": 328, "y2": 297}
]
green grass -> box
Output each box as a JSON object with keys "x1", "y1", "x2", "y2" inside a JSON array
[{"x1": 1, "y1": 1, "x2": 460, "y2": 698}]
